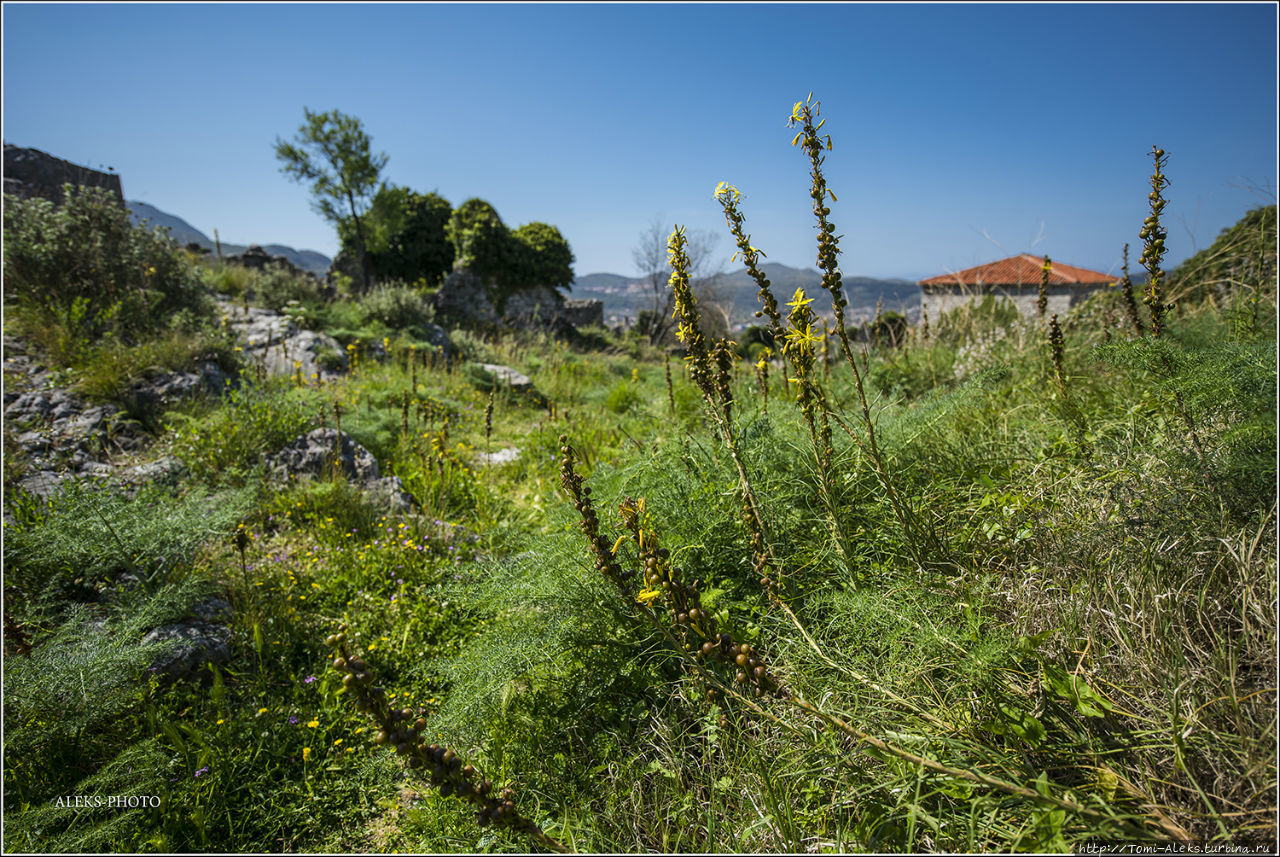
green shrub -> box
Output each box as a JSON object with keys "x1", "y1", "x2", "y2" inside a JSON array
[
  {"x1": 3, "y1": 186, "x2": 213, "y2": 358},
  {"x1": 358, "y1": 281, "x2": 436, "y2": 333},
  {"x1": 254, "y1": 263, "x2": 326, "y2": 311},
  {"x1": 166, "y1": 384, "x2": 321, "y2": 485}
]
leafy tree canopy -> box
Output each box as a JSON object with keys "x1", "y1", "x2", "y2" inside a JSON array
[
  {"x1": 274, "y1": 108, "x2": 387, "y2": 291},
  {"x1": 342, "y1": 185, "x2": 455, "y2": 288}
]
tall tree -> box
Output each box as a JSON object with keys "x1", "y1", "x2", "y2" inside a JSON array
[
  {"x1": 275, "y1": 108, "x2": 387, "y2": 293},
  {"x1": 344, "y1": 185, "x2": 455, "y2": 288},
  {"x1": 632, "y1": 218, "x2": 723, "y2": 345}
]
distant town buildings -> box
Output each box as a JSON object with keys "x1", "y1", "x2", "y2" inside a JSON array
[{"x1": 919, "y1": 254, "x2": 1115, "y2": 320}]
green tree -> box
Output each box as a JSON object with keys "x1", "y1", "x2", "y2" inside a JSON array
[
  {"x1": 274, "y1": 108, "x2": 387, "y2": 293},
  {"x1": 343, "y1": 185, "x2": 454, "y2": 287},
  {"x1": 447, "y1": 198, "x2": 510, "y2": 286},
  {"x1": 509, "y1": 222, "x2": 575, "y2": 293}
]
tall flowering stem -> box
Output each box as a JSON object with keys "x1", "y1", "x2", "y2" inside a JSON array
[
  {"x1": 1049, "y1": 314, "x2": 1067, "y2": 397},
  {"x1": 789, "y1": 93, "x2": 933, "y2": 568},
  {"x1": 557, "y1": 436, "x2": 633, "y2": 597},
  {"x1": 1118, "y1": 243, "x2": 1145, "y2": 337},
  {"x1": 669, "y1": 226, "x2": 784, "y2": 598},
  {"x1": 1038, "y1": 255, "x2": 1052, "y2": 328},
  {"x1": 1139, "y1": 145, "x2": 1171, "y2": 338},
  {"x1": 324, "y1": 629, "x2": 572, "y2": 853},
  {"x1": 619, "y1": 497, "x2": 787, "y2": 701},
  {"x1": 781, "y1": 289, "x2": 851, "y2": 564}
]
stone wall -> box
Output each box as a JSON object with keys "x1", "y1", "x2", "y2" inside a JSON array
[
  {"x1": 3, "y1": 144, "x2": 125, "y2": 205},
  {"x1": 921, "y1": 283, "x2": 1113, "y2": 321},
  {"x1": 433, "y1": 268, "x2": 602, "y2": 332}
]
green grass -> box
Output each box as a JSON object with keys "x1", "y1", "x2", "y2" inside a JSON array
[{"x1": 4, "y1": 104, "x2": 1276, "y2": 852}]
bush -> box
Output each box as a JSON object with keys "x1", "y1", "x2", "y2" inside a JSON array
[
  {"x1": 255, "y1": 263, "x2": 327, "y2": 311},
  {"x1": 3, "y1": 186, "x2": 212, "y2": 354},
  {"x1": 357, "y1": 282, "x2": 436, "y2": 333}
]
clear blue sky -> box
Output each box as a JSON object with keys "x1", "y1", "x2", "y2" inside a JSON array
[{"x1": 3, "y1": 2, "x2": 1276, "y2": 281}]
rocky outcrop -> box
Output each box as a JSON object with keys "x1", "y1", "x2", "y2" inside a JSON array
[
  {"x1": 3, "y1": 144, "x2": 125, "y2": 205},
  {"x1": 433, "y1": 268, "x2": 601, "y2": 334},
  {"x1": 142, "y1": 597, "x2": 233, "y2": 681},
  {"x1": 262, "y1": 429, "x2": 416, "y2": 513},
  {"x1": 3, "y1": 336, "x2": 226, "y2": 499},
  {"x1": 224, "y1": 244, "x2": 308, "y2": 278},
  {"x1": 217, "y1": 300, "x2": 347, "y2": 380}
]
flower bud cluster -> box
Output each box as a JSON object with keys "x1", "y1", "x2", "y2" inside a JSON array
[
  {"x1": 1048, "y1": 314, "x2": 1067, "y2": 396},
  {"x1": 1037, "y1": 256, "x2": 1052, "y2": 327},
  {"x1": 618, "y1": 499, "x2": 786, "y2": 701},
  {"x1": 789, "y1": 97, "x2": 848, "y2": 332},
  {"x1": 715, "y1": 183, "x2": 784, "y2": 335},
  {"x1": 557, "y1": 436, "x2": 632, "y2": 595},
  {"x1": 667, "y1": 226, "x2": 716, "y2": 401},
  {"x1": 1139, "y1": 146, "x2": 1170, "y2": 338},
  {"x1": 324, "y1": 629, "x2": 567, "y2": 851},
  {"x1": 1118, "y1": 243, "x2": 1145, "y2": 337},
  {"x1": 712, "y1": 340, "x2": 736, "y2": 427}
]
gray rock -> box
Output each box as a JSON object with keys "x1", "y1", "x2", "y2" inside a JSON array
[
  {"x1": 126, "y1": 456, "x2": 188, "y2": 487},
  {"x1": 417, "y1": 323, "x2": 453, "y2": 358},
  {"x1": 262, "y1": 429, "x2": 419, "y2": 512},
  {"x1": 19, "y1": 469, "x2": 70, "y2": 499},
  {"x1": 263, "y1": 429, "x2": 380, "y2": 483},
  {"x1": 477, "y1": 363, "x2": 532, "y2": 390},
  {"x1": 477, "y1": 447, "x2": 521, "y2": 466},
  {"x1": 143, "y1": 622, "x2": 231, "y2": 680}
]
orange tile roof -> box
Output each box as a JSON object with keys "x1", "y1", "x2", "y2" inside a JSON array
[{"x1": 919, "y1": 254, "x2": 1115, "y2": 287}]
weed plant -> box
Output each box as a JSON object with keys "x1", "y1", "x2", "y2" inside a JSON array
[{"x1": 3, "y1": 96, "x2": 1274, "y2": 853}]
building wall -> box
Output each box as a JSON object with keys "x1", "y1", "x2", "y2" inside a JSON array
[
  {"x1": 921, "y1": 283, "x2": 1112, "y2": 321},
  {"x1": 3, "y1": 144, "x2": 125, "y2": 205}
]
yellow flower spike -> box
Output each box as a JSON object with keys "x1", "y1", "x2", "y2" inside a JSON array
[{"x1": 302, "y1": 747, "x2": 311, "y2": 762}]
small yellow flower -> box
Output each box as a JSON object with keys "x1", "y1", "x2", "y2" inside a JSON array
[
  {"x1": 216, "y1": 718, "x2": 225, "y2": 725},
  {"x1": 257, "y1": 708, "x2": 269, "y2": 715},
  {"x1": 787, "y1": 288, "x2": 814, "y2": 310},
  {"x1": 306, "y1": 719, "x2": 319, "y2": 728},
  {"x1": 302, "y1": 747, "x2": 312, "y2": 761}
]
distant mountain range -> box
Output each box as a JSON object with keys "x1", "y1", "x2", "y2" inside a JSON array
[
  {"x1": 127, "y1": 201, "x2": 331, "y2": 276},
  {"x1": 123, "y1": 201, "x2": 919, "y2": 322},
  {"x1": 570, "y1": 262, "x2": 921, "y2": 328}
]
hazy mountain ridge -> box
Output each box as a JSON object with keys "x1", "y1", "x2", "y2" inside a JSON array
[
  {"x1": 571, "y1": 262, "x2": 921, "y2": 327},
  {"x1": 127, "y1": 201, "x2": 331, "y2": 276}
]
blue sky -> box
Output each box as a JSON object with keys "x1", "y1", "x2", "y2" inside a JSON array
[{"x1": 3, "y1": 2, "x2": 1276, "y2": 280}]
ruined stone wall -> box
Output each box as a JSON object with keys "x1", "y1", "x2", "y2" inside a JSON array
[
  {"x1": 3, "y1": 144, "x2": 125, "y2": 205},
  {"x1": 921, "y1": 283, "x2": 1112, "y2": 321}
]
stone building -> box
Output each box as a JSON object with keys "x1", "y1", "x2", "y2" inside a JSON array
[
  {"x1": 919, "y1": 254, "x2": 1115, "y2": 320},
  {"x1": 3, "y1": 143, "x2": 125, "y2": 205}
]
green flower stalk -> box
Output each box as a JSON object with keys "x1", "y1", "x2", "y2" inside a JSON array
[
  {"x1": 664, "y1": 353, "x2": 675, "y2": 417},
  {"x1": 1038, "y1": 255, "x2": 1052, "y2": 328},
  {"x1": 558, "y1": 436, "x2": 633, "y2": 596},
  {"x1": 669, "y1": 224, "x2": 783, "y2": 599},
  {"x1": 1140, "y1": 145, "x2": 1171, "y2": 338},
  {"x1": 715, "y1": 182, "x2": 784, "y2": 335},
  {"x1": 667, "y1": 226, "x2": 715, "y2": 401},
  {"x1": 1049, "y1": 313, "x2": 1067, "y2": 397},
  {"x1": 1119, "y1": 242, "x2": 1145, "y2": 337},
  {"x1": 324, "y1": 629, "x2": 572, "y2": 853},
  {"x1": 619, "y1": 497, "x2": 786, "y2": 701},
  {"x1": 790, "y1": 93, "x2": 932, "y2": 568}
]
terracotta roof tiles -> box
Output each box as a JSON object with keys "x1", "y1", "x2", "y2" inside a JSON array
[{"x1": 919, "y1": 254, "x2": 1114, "y2": 287}]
